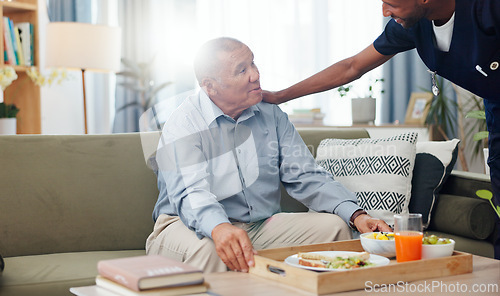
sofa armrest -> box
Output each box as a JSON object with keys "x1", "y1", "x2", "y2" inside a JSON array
[
  {"x1": 440, "y1": 170, "x2": 492, "y2": 197},
  {"x1": 428, "y1": 194, "x2": 496, "y2": 239},
  {"x1": 431, "y1": 170, "x2": 496, "y2": 241}
]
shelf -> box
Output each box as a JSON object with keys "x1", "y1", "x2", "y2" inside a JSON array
[
  {"x1": 2, "y1": 2, "x2": 37, "y2": 13},
  {"x1": 1, "y1": 0, "x2": 40, "y2": 134},
  {"x1": 12, "y1": 65, "x2": 32, "y2": 71}
]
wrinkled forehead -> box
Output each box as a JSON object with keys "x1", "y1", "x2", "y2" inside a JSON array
[{"x1": 216, "y1": 45, "x2": 253, "y2": 71}]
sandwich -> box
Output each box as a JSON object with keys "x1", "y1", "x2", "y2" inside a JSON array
[{"x1": 297, "y1": 252, "x2": 372, "y2": 269}]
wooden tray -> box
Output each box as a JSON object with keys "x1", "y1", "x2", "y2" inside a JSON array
[{"x1": 249, "y1": 240, "x2": 473, "y2": 295}]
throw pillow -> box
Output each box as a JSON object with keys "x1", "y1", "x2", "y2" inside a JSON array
[
  {"x1": 409, "y1": 139, "x2": 460, "y2": 228},
  {"x1": 316, "y1": 132, "x2": 418, "y2": 227}
]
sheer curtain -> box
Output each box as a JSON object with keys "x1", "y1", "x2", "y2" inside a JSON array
[{"x1": 113, "y1": 0, "x2": 154, "y2": 133}]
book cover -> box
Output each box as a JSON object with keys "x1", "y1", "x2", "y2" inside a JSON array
[
  {"x1": 97, "y1": 255, "x2": 204, "y2": 291},
  {"x1": 3, "y1": 17, "x2": 15, "y2": 65},
  {"x1": 13, "y1": 26, "x2": 24, "y2": 66},
  {"x1": 29, "y1": 23, "x2": 34, "y2": 65},
  {"x1": 8, "y1": 18, "x2": 18, "y2": 65},
  {"x1": 95, "y1": 276, "x2": 209, "y2": 296},
  {"x1": 16, "y1": 22, "x2": 31, "y2": 66},
  {"x1": 3, "y1": 37, "x2": 8, "y2": 64}
]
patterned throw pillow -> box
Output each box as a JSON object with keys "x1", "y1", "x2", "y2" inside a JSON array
[{"x1": 316, "y1": 132, "x2": 418, "y2": 226}]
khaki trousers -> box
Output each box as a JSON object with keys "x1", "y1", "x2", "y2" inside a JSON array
[{"x1": 146, "y1": 212, "x2": 351, "y2": 273}]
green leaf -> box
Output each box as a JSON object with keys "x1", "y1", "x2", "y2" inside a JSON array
[
  {"x1": 0, "y1": 103, "x2": 19, "y2": 118},
  {"x1": 120, "y1": 58, "x2": 141, "y2": 73},
  {"x1": 150, "y1": 81, "x2": 173, "y2": 96},
  {"x1": 465, "y1": 110, "x2": 486, "y2": 120},
  {"x1": 476, "y1": 189, "x2": 493, "y2": 200},
  {"x1": 115, "y1": 102, "x2": 141, "y2": 113},
  {"x1": 473, "y1": 131, "x2": 489, "y2": 141},
  {"x1": 116, "y1": 71, "x2": 141, "y2": 79}
]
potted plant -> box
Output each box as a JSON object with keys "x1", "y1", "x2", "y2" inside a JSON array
[
  {"x1": 337, "y1": 78, "x2": 384, "y2": 124},
  {"x1": 116, "y1": 58, "x2": 172, "y2": 113},
  {"x1": 465, "y1": 109, "x2": 489, "y2": 173},
  {"x1": 423, "y1": 76, "x2": 473, "y2": 171},
  {"x1": 0, "y1": 67, "x2": 19, "y2": 134}
]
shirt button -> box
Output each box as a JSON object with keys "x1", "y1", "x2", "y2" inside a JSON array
[{"x1": 491, "y1": 61, "x2": 499, "y2": 71}]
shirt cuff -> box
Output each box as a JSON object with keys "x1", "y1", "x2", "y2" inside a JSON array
[
  {"x1": 198, "y1": 215, "x2": 231, "y2": 239},
  {"x1": 333, "y1": 201, "x2": 363, "y2": 226}
]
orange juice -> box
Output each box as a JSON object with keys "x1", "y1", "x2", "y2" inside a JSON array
[{"x1": 395, "y1": 231, "x2": 423, "y2": 262}]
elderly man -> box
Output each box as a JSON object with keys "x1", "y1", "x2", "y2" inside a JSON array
[{"x1": 146, "y1": 37, "x2": 391, "y2": 273}]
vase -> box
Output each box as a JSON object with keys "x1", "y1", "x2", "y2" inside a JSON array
[
  {"x1": 484, "y1": 148, "x2": 490, "y2": 175},
  {"x1": 0, "y1": 118, "x2": 16, "y2": 135},
  {"x1": 351, "y1": 97, "x2": 376, "y2": 124}
]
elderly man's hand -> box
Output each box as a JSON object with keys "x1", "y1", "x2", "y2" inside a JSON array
[
  {"x1": 211, "y1": 223, "x2": 256, "y2": 272},
  {"x1": 354, "y1": 214, "x2": 392, "y2": 233}
]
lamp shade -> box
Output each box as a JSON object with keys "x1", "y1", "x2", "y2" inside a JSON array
[{"x1": 46, "y1": 22, "x2": 121, "y2": 72}]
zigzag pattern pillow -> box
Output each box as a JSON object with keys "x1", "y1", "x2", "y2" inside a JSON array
[{"x1": 316, "y1": 133, "x2": 418, "y2": 226}]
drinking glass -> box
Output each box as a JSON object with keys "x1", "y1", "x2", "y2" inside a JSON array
[{"x1": 394, "y1": 213, "x2": 423, "y2": 262}]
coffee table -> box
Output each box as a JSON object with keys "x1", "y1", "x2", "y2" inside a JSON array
[
  {"x1": 70, "y1": 255, "x2": 499, "y2": 296},
  {"x1": 204, "y1": 255, "x2": 499, "y2": 295}
]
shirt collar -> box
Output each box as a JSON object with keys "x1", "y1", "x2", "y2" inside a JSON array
[
  {"x1": 198, "y1": 89, "x2": 260, "y2": 126},
  {"x1": 199, "y1": 89, "x2": 224, "y2": 127}
]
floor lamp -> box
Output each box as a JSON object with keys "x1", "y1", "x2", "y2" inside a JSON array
[{"x1": 45, "y1": 22, "x2": 121, "y2": 134}]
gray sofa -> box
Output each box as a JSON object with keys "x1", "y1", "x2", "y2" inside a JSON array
[{"x1": 0, "y1": 128, "x2": 496, "y2": 296}]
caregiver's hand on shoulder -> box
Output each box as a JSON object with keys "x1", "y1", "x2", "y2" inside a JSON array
[{"x1": 262, "y1": 90, "x2": 285, "y2": 104}]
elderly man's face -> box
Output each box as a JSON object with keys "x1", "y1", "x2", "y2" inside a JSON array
[{"x1": 211, "y1": 45, "x2": 262, "y2": 118}]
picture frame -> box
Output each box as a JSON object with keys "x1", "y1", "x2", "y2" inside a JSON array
[{"x1": 404, "y1": 92, "x2": 434, "y2": 125}]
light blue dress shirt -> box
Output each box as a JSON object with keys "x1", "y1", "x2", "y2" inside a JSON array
[{"x1": 153, "y1": 90, "x2": 361, "y2": 239}]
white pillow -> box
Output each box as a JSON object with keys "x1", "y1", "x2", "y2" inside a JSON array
[{"x1": 316, "y1": 132, "x2": 418, "y2": 226}]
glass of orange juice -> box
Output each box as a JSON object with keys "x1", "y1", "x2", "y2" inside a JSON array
[{"x1": 394, "y1": 213, "x2": 423, "y2": 262}]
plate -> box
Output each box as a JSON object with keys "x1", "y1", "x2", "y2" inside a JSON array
[{"x1": 284, "y1": 251, "x2": 390, "y2": 271}]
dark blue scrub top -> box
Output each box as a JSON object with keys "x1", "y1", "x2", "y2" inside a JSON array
[{"x1": 373, "y1": 0, "x2": 500, "y2": 100}]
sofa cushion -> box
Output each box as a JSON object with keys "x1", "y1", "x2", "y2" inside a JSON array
[
  {"x1": 0, "y1": 250, "x2": 145, "y2": 296},
  {"x1": 316, "y1": 132, "x2": 418, "y2": 226},
  {"x1": 409, "y1": 139, "x2": 460, "y2": 228}
]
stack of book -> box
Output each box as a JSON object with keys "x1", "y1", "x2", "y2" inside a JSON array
[
  {"x1": 95, "y1": 255, "x2": 208, "y2": 296},
  {"x1": 288, "y1": 108, "x2": 325, "y2": 126},
  {"x1": 3, "y1": 16, "x2": 34, "y2": 66}
]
